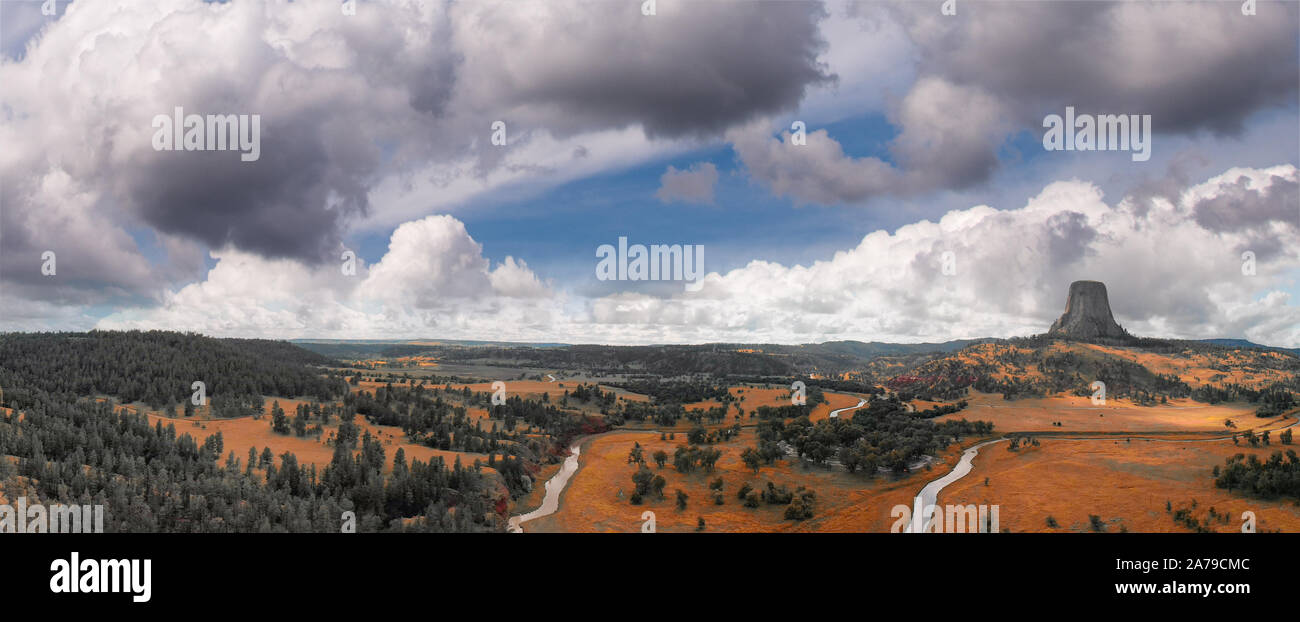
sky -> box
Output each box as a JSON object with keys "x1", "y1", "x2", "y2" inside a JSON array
[{"x1": 0, "y1": 0, "x2": 1298, "y2": 347}]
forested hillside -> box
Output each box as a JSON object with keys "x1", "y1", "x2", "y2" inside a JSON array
[
  {"x1": 0, "y1": 331, "x2": 502, "y2": 532},
  {"x1": 0, "y1": 331, "x2": 345, "y2": 413},
  {"x1": 426, "y1": 343, "x2": 795, "y2": 376}
]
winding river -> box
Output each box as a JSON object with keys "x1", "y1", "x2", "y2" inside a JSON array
[
  {"x1": 509, "y1": 392, "x2": 870, "y2": 531},
  {"x1": 507, "y1": 443, "x2": 581, "y2": 533},
  {"x1": 509, "y1": 398, "x2": 1294, "y2": 533},
  {"x1": 903, "y1": 414, "x2": 1300, "y2": 533},
  {"x1": 905, "y1": 437, "x2": 1007, "y2": 533},
  {"x1": 829, "y1": 397, "x2": 867, "y2": 418}
]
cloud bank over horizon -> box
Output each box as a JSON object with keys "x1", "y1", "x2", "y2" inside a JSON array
[
  {"x1": 83, "y1": 164, "x2": 1300, "y2": 348},
  {"x1": 1, "y1": 0, "x2": 1297, "y2": 347}
]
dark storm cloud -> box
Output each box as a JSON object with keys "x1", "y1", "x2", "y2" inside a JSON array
[
  {"x1": 1120, "y1": 152, "x2": 1213, "y2": 219},
  {"x1": 109, "y1": 4, "x2": 465, "y2": 265},
  {"x1": 124, "y1": 112, "x2": 377, "y2": 263},
  {"x1": 737, "y1": 1, "x2": 1298, "y2": 207},
  {"x1": 3, "y1": 0, "x2": 836, "y2": 287},
  {"x1": 0, "y1": 176, "x2": 159, "y2": 305},
  {"x1": 0, "y1": 0, "x2": 466, "y2": 281},
  {"x1": 1193, "y1": 174, "x2": 1299, "y2": 232},
  {"x1": 899, "y1": 1, "x2": 1298, "y2": 134},
  {"x1": 730, "y1": 0, "x2": 1300, "y2": 207},
  {"x1": 1192, "y1": 174, "x2": 1299, "y2": 258},
  {"x1": 465, "y1": 0, "x2": 834, "y2": 139}
]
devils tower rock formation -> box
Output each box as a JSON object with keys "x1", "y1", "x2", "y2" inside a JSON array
[{"x1": 1048, "y1": 280, "x2": 1132, "y2": 342}]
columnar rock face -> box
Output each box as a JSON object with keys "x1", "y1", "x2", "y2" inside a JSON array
[{"x1": 1048, "y1": 280, "x2": 1131, "y2": 342}]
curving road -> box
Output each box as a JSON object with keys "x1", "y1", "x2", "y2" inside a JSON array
[{"x1": 1031, "y1": 416, "x2": 1299, "y2": 444}]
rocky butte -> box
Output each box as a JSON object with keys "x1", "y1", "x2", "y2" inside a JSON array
[{"x1": 1048, "y1": 280, "x2": 1132, "y2": 343}]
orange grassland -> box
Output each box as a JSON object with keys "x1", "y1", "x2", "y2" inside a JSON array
[
  {"x1": 348, "y1": 381, "x2": 494, "y2": 423},
  {"x1": 810, "y1": 391, "x2": 866, "y2": 422},
  {"x1": 393, "y1": 355, "x2": 439, "y2": 367},
  {"x1": 453, "y1": 380, "x2": 648, "y2": 407},
  {"x1": 934, "y1": 391, "x2": 1266, "y2": 434},
  {"x1": 139, "y1": 397, "x2": 491, "y2": 474},
  {"x1": 937, "y1": 433, "x2": 1300, "y2": 532},
  {"x1": 524, "y1": 425, "x2": 972, "y2": 533},
  {"x1": 918, "y1": 342, "x2": 1295, "y2": 392},
  {"x1": 348, "y1": 380, "x2": 391, "y2": 395},
  {"x1": 683, "y1": 386, "x2": 797, "y2": 416},
  {"x1": 1081, "y1": 344, "x2": 1295, "y2": 389}
]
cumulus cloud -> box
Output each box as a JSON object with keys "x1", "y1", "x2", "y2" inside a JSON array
[
  {"x1": 1190, "y1": 173, "x2": 1298, "y2": 260},
  {"x1": 729, "y1": 77, "x2": 1011, "y2": 204},
  {"x1": 897, "y1": 1, "x2": 1298, "y2": 135},
  {"x1": 0, "y1": 0, "x2": 65, "y2": 60},
  {"x1": 1, "y1": 0, "x2": 454, "y2": 280},
  {"x1": 358, "y1": 215, "x2": 550, "y2": 306},
  {"x1": 641, "y1": 164, "x2": 1300, "y2": 346},
  {"x1": 95, "y1": 213, "x2": 557, "y2": 339},
  {"x1": 450, "y1": 0, "x2": 832, "y2": 139},
  {"x1": 655, "y1": 162, "x2": 719, "y2": 204},
  {"x1": 3, "y1": 1, "x2": 1296, "y2": 349},
  {"x1": 0, "y1": 169, "x2": 160, "y2": 305},
  {"x1": 91, "y1": 166, "x2": 1300, "y2": 348},
  {"x1": 733, "y1": 1, "x2": 1299, "y2": 205},
  {"x1": 0, "y1": 0, "x2": 833, "y2": 303},
  {"x1": 728, "y1": 120, "x2": 895, "y2": 205}
]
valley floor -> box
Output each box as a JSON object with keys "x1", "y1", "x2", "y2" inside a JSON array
[{"x1": 938, "y1": 434, "x2": 1300, "y2": 533}]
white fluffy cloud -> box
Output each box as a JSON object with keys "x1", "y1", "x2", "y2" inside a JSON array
[
  {"x1": 1, "y1": 0, "x2": 831, "y2": 296},
  {"x1": 95, "y1": 214, "x2": 560, "y2": 340},
  {"x1": 3, "y1": 2, "x2": 1296, "y2": 347},
  {"x1": 93, "y1": 166, "x2": 1300, "y2": 348},
  {"x1": 619, "y1": 164, "x2": 1300, "y2": 346}
]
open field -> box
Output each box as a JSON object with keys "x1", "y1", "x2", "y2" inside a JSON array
[
  {"x1": 9, "y1": 331, "x2": 1298, "y2": 534},
  {"x1": 1082, "y1": 344, "x2": 1295, "y2": 389},
  {"x1": 938, "y1": 432, "x2": 1300, "y2": 533},
  {"x1": 524, "y1": 424, "x2": 971, "y2": 533},
  {"x1": 934, "y1": 391, "x2": 1268, "y2": 433},
  {"x1": 345, "y1": 362, "x2": 563, "y2": 382},
  {"x1": 683, "y1": 386, "x2": 793, "y2": 415},
  {"x1": 454, "y1": 379, "x2": 564, "y2": 403},
  {"x1": 810, "y1": 391, "x2": 866, "y2": 422},
  {"x1": 129, "y1": 397, "x2": 492, "y2": 474},
  {"x1": 912, "y1": 342, "x2": 1297, "y2": 392},
  {"x1": 392, "y1": 355, "x2": 440, "y2": 368},
  {"x1": 348, "y1": 380, "x2": 393, "y2": 395},
  {"x1": 450, "y1": 379, "x2": 649, "y2": 407},
  {"x1": 600, "y1": 385, "x2": 651, "y2": 403},
  {"x1": 450, "y1": 378, "x2": 632, "y2": 421},
  {"x1": 523, "y1": 385, "x2": 1300, "y2": 532}
]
